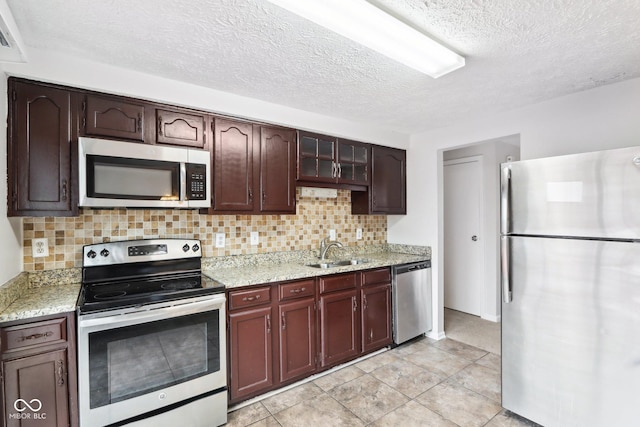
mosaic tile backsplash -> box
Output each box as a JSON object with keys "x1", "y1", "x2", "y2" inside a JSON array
[{"x1": 22, "y1": 189, "x2": 387, "y2": 271}]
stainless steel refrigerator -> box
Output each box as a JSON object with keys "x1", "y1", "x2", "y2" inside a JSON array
[{"x1": 500, "y1": 146, "x2": 640, "y2": 427}]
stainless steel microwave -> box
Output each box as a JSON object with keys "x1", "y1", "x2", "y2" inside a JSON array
[{"x1": 79, "y1": 137, "x2": 210, "y2": 208}]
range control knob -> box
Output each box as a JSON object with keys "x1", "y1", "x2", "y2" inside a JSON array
[
  {"x1": 87, "y1": 250, "x2": 97, "y2": 259},
  {"x1": 182, "y1": 244, "x2": 190, "y2": 252},
  {"x1": 100, "y1": 249, "x2": 110, "y2": 257},
  {"x1": 192, "y1": 244, "x2": 200, "y2": 252}
]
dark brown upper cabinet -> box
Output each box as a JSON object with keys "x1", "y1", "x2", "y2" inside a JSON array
[
  {"x1": 260, "y1": 126, "x2": 296, "y2": 213},
  {"x1": 336, "y1": 139, "x2": 369, "y2": 186},
  {"x1": 298, "y1": 131, "x2": 337, "y2": 184},
  {"x1": 82, "y1": 94, "x2": 145, "y2": 142},
  {"x1": 352, "y1": 145, "x2": 406, "y2": 215},
  {"x1": 203, "y1": 121, "x2": 296, "y2": 215},
  {"x1": 211, "y1": 118, "x2": 255, "y2": 212},
  {"x1": 155, "y1": 108, "x2": 208, "y2": 149},
  {"x1": 7, "y1": 79, "x2": 78, "y2": 216},
  {"x1": 297, "y1": 131, "x2": 369, "y2": 188}
]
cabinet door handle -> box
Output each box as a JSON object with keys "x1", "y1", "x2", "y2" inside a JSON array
[
  {"x1": 137, "y1": 114, "x2": 143, "y2": 132},
  {"x1": 248, "y1": 188, "x2": 253, "y2": 201},
  {"x1": 289, "y1": 287, "x2": 306, "y2": 294},
  {"x1": 61, "y1": 180, "x2": 68, "y2": 201},
  {"x1": 82, "y1": 101, "x2": 87, "y2": 129},
  {"x1": 337, "y1": 163, "x2": 342, "y2": 178},
  {"x1": 158, "y1": 116, "x2": 163, "y2": 136},
  {"x1": 281, "y1": 312, "x2": 286, "y2": 330},
  {"x1": 266, "y1": 314, "x2": 271, "y2": 334},
  {"x1": 242, "y1": 294, "x2": 261, "y2": 302},
  {"x1": 19, "y1": 331, "x2": 54, "y2": 342},
  {"x1": 352, "y1": 296, "x2": 357, "y2": 312},
  {"x1": 332, "y1": 162, "x2": 337, "y2": 178},
  {"x1": 56, "y1": 360, "x2": 65, "y2": 387},
  {"x1": 369, "y1": 329, "x2": 374, "y2": 342},
  {"x1": 363, "y1": 294, "x2": 368, "y2": 310}
]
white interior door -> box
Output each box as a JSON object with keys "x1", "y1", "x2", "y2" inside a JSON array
[{"x1": 443, "y1": 156, "x2": 484, "y2": 316}]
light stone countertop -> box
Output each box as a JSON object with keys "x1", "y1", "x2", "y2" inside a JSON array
[
  {"x1": 205, "y1": 252, "x2": 430, "y2": 288},
  {"x1": 0, "y1": 283, "x2": 81, "y2": 323},
  {"x1": 0, "y1": 245, "x2": 430, "y2": 322}
]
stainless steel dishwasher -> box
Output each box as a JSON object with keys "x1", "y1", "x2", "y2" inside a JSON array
[{"x1": 392, "y1": 260, "x2": 432, "y2": 345}]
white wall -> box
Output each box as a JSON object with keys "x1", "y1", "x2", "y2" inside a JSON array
[
  {"x1": 388, "y1": 76, "x2": 640, "y2": 339},
  {"x1": 0, "y1": 67, "x2": 24, "y2": 283},
  {"x1": 442, "y1": 139, "x2": 520, "y2": 322}
]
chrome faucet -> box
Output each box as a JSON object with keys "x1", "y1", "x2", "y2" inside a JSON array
[{"x1": 319, "y1": 236, "x2": 343, "y2": 261}]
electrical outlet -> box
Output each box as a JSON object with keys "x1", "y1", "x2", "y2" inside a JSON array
[
  {"x1": 32, "y1": 238, "x2": 49, "y2": 258},
  {"x1": 329, "y1": 229, "x2": 336, "y2": 241},
  {"x1": 215, "y1": 233, "x2": 226, "y2": 248},
  {"x1": 250, "y1": 231, "x2": 259, "y2": 246},
  {"x1": 356, "y1": 228, "x2": 363, "y2": 240}
]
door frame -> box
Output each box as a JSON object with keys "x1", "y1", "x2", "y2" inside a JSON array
[{"x1": 443, "y1": 155, "x2": 486, "y2": 318}]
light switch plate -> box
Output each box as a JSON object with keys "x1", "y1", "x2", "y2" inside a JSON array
[
  {"x1": 32, "y1": 238, "x2": 49, "y2": 258},
  {"x1": 215, "y1": 233, "x2": 226, "y2": 248},
  {"x1": 250, "y1": 231, "x2": 259, "y2": 246},
  {"x1": 356, "y1": 228, "x2": 363, "y2": 240},
  {"x1": 329, "y1": 229, "x2": 336, "y2": 241}
]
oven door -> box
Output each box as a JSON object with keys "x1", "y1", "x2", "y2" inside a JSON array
[{"x1": 77, "y1": 294, "x2": 226, "y2": 427}]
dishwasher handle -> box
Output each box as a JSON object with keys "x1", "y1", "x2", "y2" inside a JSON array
[{"x1": 393, "y1": 261, "x2": 431, "y2": 275}]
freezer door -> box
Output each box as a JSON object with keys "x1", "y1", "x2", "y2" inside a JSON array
[
  {"x1": 502, "y1": 145, "x2": 640, "y2": 239},
  {"x1": 502, "y1": 236, "x2": 640, "y2": 427}
]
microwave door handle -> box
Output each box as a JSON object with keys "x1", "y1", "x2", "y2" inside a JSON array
[{"x1": 180, "y1": 162, "x2": 187, "y2": 202}]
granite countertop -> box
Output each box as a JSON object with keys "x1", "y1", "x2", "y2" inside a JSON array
[
  {"x1": 0, "y1": 244, "x2": 430, "y2": 322},
  {"x1": 0, "y1": 282, "x2": 81, "y2": 323},
  {"x1": 205, "y1": 251, "x2": 430, "y2": 288}
]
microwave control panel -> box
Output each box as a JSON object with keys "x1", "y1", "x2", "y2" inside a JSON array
[{"x1": 186, "y1": 163, "x2": 207, "y2": 200}]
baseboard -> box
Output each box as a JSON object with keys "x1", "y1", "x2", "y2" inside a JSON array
[
  {"x1": 482, "y1": 313, "x2": 501, "y2": 322},
  {"x1": 426, "y1": 330, "x2": 446, "y2": 340}
]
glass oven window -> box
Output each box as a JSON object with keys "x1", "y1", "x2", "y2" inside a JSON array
[
  {"x1": 88, "y1": 310, "x2": 220, "y2": 409},
  {"x1": 87, "y1": 155, "x2": 180, "y2": 200}
]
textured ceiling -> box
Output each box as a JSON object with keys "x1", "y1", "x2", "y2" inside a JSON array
[{"x1": 6, "y1": 0, "x2": 640, "y2": 134}]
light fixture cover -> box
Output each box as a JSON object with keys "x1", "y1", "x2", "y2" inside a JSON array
[{"x1": 266, "y1": 0, "x2": 464, "y2": 78}]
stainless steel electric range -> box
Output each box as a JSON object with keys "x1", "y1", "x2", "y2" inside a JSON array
[{"x1": 77, "y1": 239, "x2": 227, "y2": 427}]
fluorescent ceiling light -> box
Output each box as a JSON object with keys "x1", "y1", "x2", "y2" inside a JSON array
[{"x1": 266, "y1": 0, "x2": 464, "y2": 78}]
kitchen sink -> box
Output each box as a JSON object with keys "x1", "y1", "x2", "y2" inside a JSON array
[{"x1": 306, "y1": 259, "x2": 369, "y2": 269}]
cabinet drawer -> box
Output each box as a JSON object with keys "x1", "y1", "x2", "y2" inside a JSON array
[
  {"x1": 1, "y1": 318, "x2": 67, "y2": 353},
  {"x1": 362, "y1": 268, "x2": 391, "y2": 286},
  {"x1": 279, "y1": 280, "x2": 315, "y2": 301},
  {"x1": 229, "y1": 287, "x2": 271, "y2": 310},
  {"x1": 319, "y1": 273, "x2": 357, "y2": 294}
]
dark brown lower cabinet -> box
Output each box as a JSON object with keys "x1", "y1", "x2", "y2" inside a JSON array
[
  {"x1": 0, "y1": 313, "x2": 77, "y2": 427},
  {"x1": 3, "y1": 349, "x2": 69, "y2": 427},
  {"x1": 278, "y1": 298, "x2": 316, "y2": 382},
  {"x1": 361, "y1": 284, "x2": 392, "y2": 354},
  {"x1": 228, "y1": 268, "x2": 393, "y2": 404},
  {"x1": 319, "y1": 289, "x2": 359, "y2": 368},
  {"x1": 229, "y1": 306, "x2": 274, "y2": 401}
]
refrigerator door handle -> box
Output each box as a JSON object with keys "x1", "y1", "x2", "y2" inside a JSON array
[
  {"x1": 501, "y1": 236, "x2": 512, "y2": 303},
  {"x1": 500, "y1": 164, "x2": 511, "y2": 235}
]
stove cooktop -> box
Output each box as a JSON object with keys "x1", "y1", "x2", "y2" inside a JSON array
[{"x1": 78, "y1": 273, "x2": 225, "y2": 313}]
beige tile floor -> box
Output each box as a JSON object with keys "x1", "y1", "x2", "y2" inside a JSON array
[
  {"x1": 444, "y1": 308, "x2": 502, "y2": 355},
  {"x1": 225, "y1": 336, "x2": 539, "y2": 426}
]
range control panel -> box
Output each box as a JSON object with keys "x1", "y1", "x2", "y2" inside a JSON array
[{"x1": 83, "y1": 239, "x2": 202, "y2": 267}]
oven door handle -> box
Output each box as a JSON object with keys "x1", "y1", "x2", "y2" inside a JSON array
[{"x1": 79, "y1": 295, "x2": 226, "y2": 330}]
